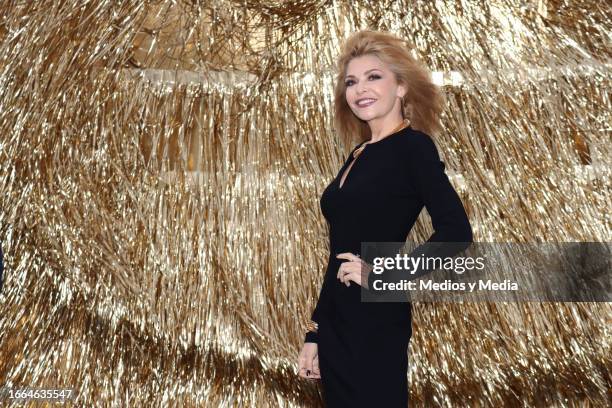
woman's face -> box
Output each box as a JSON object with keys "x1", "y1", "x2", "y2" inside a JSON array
[{"x1": 344, "y1": 54, "x2": 405, "y2": 122}]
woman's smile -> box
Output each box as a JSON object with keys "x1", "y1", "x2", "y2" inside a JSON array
[{"x1": 355, "y1": 98, "x2": 377, "y2": 108}]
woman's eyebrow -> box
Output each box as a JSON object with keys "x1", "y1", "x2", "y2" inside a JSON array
[{"x1": 345, "y1": 68, "x2": 382, "y2": 79}]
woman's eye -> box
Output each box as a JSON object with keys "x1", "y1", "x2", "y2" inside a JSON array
[{"x1": 345, "y1": 74, "x2": 380, "y2": 87}]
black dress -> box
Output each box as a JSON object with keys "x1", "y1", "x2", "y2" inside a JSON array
[{"x1": 304, "y1": 126, "x2": 473, "y2": 407}]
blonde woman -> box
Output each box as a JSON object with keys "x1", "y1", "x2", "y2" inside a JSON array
[{"x1": 297, "y1": 30, "x2": 472, "y2": 406}]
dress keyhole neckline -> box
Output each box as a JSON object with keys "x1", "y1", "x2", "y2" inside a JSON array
[
  {"x1": 337, "y1": 118, "x2": 411, "y2": 191},
  {"x1": 338, "y1": 146, "x2": 366, "y2": 190}
]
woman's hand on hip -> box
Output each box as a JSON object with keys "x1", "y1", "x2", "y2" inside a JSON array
[{"x1": 336, "y1": 252, "x2": 372, "y2": 288}]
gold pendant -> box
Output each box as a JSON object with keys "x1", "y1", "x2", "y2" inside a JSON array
[{"x1": 353, "y1": 144, "x2": 367, "y2": 159}]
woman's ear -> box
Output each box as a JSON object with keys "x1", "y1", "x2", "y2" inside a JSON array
[{"x1": 397, "y1": 84, "x2": 407, "y2": 99}]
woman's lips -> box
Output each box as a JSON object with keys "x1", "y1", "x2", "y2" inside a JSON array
[{"x1": 356, "y1": 99, "x2": 376, "y2": 108}]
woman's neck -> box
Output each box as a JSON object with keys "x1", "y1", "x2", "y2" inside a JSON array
[{"x1": 368, "y1": 117, "x2": 409, "y2": 143}]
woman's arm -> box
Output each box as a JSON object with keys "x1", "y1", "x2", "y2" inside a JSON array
[
  {"x1": 407, "y1": 130, "x2": 472, "y2": 244},
  {"x1": 304, "y1": 273, "x2": 333, "y2": 343},
  {"x1": 367, "y1": 131, "x2": 473, "y2": 290}
]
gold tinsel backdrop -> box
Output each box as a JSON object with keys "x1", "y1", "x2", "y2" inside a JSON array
[{"x1": 0, "y1": 0, "x2": 610, "y2": 406}]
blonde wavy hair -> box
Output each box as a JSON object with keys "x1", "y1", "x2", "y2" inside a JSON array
[{"x1": 333, "y1": 30, "x2": 446, "y2": 147}]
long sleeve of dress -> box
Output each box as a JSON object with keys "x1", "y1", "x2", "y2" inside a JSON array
[
  {"x1": 304, "y1": 268, "x2": 333, "y2": 343},
  {"x1": 367, "y1": 131, "x2": 473, "y2": 290},
  {"x1": 406, "y1": 131, "x2": 472, "y2": 244}
]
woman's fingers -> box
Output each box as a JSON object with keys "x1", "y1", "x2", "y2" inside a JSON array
[
  {"x1": 298, "y1": 346, "x2": 319, "y2": 380},
  {"x1": 307, "y1": 355, "x2": 321, "y2": 379},
  {"x1": 298, "y1": 363, "x2": 311, "y2": 379},
  {"x1": 337, "y1": 253, "x2": 361, "y2": 286},
  {"x1": 303, "y1": 356, "x2": 313, "y2": 378},
  {"x1": 337, "y1": 259, "x2": 349, "y2": 282},
  {"x1": 337, "y1": 253, "x2": 368, "y2": 286},
  {"x1": 337, "y1": 263, "x2": 352, "y2": 286},
  {"x1": 297, "y1": 351, "x2": 308, "y2": 378},
  {"x1": 336, "y1": 252, "x2": 359, "y2": 261}
]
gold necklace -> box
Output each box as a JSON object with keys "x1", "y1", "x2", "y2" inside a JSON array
[{"x1": 353, "y1": 118, "x2": 411, "y2": 159}]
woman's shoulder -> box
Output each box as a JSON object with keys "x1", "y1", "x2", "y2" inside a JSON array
[
  {"x1": 399, "y1": 127, "x2": 436, "y2": 148},
  {"x1": 394, "y1": 127, "x2": 442, "y2": 164}
]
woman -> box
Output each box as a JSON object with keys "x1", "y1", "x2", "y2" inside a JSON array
[{"x1": 297, "y1": 30, "x2": 473, "y2": 407}]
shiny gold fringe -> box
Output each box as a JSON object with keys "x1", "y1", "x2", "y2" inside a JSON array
[{"x1": 0, "y1": 0, "x2": 610, "y2": 406}]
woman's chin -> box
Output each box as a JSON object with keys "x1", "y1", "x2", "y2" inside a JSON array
[{"x1": 352, "y1": 111, "x2": 376, "y2": 122}]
